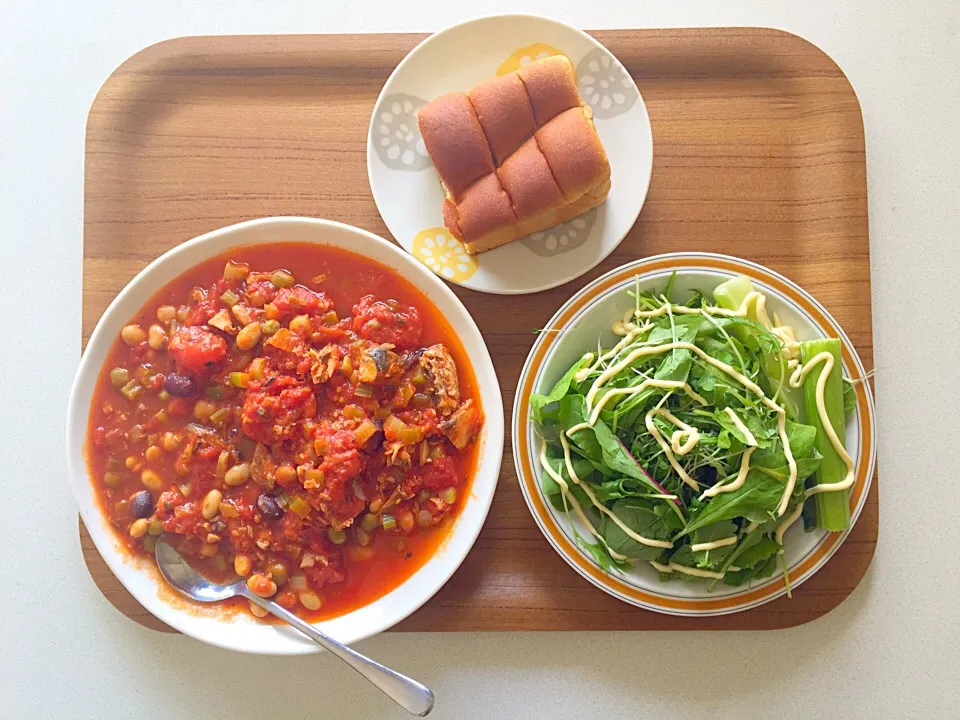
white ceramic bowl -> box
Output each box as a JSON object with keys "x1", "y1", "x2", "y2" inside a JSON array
[
  {"x1": 66, "y1": 217, "x2": 504, "y2": 653},
  {"x1": 513, "y1": 253, "x2": 876, "y2": 616}
]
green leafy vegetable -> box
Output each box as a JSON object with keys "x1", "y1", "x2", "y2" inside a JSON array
[{"x1": 529, "y1": 274, "x2": 853, "y2": 588}]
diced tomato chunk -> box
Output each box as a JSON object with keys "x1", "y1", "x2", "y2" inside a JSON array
[
  {"x1": 411, "y1": 455, "x2": 461, "y2": 491},
  {"x1": 352, "y1": 295, "x2": 423, "y2": 348},
  {"x1": 272, "y1": 286, "x2": 332, "y2": 319},
  {"x1": 241, "y1": 375, "x2": 314, "y2": 443},
  {"x1": 168, "y1": 326, "x2": 228, "y2": 376}
]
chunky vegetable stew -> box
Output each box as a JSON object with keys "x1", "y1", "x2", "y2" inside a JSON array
[{"x1": 87, "y1": 243, "x2": 483, "y2": 620}]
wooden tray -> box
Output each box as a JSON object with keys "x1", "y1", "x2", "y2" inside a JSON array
[{"x1": 81, "y1": 28, "x2": 876, "y2": 633}]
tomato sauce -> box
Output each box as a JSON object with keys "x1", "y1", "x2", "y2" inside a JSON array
[{"x1": 86, "y1": 243, "x2": 482, "y2": 622}]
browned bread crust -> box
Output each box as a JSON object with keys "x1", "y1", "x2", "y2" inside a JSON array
[
  {"x1": 468, "y1": 74, "x2": 536, "y2": 166},
  {"x1": 417, "y1": 92, "x2": 494, "y2": 201},
  {"x1": 535, "y1": 105, "x2": 610, "y2": 203},
  {"x1": 516, "y1": 55, "x2": 582, "y2": 126}
]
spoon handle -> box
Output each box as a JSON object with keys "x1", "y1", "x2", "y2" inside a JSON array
[{"x1": 244, "y1": 591, "x2": 435, "y2": 717}]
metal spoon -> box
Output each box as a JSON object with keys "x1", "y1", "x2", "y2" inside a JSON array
[{"x1": 155, "y1": 535, "x2": 435, "y2": 716}]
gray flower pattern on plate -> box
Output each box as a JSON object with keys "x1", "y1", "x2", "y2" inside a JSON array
[
  {"x1": 576, "y1": 49, "x2": 638, "y2": 119},
  {"x1": 521, "y1": 209, "x2": 598, "y2": 256},
  {"x1": 373, "y1": 94, "x2": 431, "y2": 171}
]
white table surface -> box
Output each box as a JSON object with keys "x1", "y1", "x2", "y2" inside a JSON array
[{"x1": 2, "y1": 1, "x2": 958, "y2": 718}]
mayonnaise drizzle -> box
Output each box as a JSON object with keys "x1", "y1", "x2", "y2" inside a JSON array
[
  {"x1": 690, "y1": 536, "x2": 739, "y2": 552},
  {"x1": 538, "y1": 444, "x2": 628, "y2": 561},
  {"x1": 724, "y1": 407, "x2": 758, "y2": 447},
  {"x1": 700, "y1": 447, "x2": 756, "y2": 500},
  {"x1": 581, "y1": 340, "x2": 797, "y2": 516},
  {"x1": 573, "y1": 325, "x2": 645, "y2": 383},
  {"x1": 788, "y1": 351, "x2": 855, "y2": 496},
  {"x1": 652, "y1": 561, "x2": 742, "y2": 575},
  {"x1": 668, "y1": 563, "x2": 725, "y2": 580},
  {"x1": 775, "y1": 502, "x2": 804, "y2": 545},
  {"x1": 565, "y1": 379, "x2": 707, "y2": 436},
  {"x1": 657, "y1": 407, "x2": 701, "y2": 456},
  {"x1": 645, "y1": 408, "x2": 700, "y2": 491},
  {"x1": 559, "y1": 434, "x2": 673, "y2": 549}
]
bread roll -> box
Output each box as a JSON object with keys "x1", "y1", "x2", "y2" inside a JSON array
[
  {"x1": 417, "y1": 55, "x2": 611, "y2": 256},
  {"x1": 468, "y1": 74, "x2": 536, "y2": 165},
  {"x1": 442, "y1": 173, "x2": 518, "y2": 254},
  {"x1": 516, "y1": 55, "x2": 582, "y2": 126},
  {"x1": 417, "y1": 92, "x2": 494, "y2": 201},
  {"x1": 534, "y1": 105, "x2": 610, "y2": 203},
  {"x1": 497, "y1": 136, "x2": 565, "y2": 233}
]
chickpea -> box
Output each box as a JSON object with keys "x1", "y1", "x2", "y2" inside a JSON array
[
  {"x1": 140, "y1": 469, "x2": 164, "y2": 491},
  {"x1": 146, "y1": 324, "x2": 167, "y2": 351},
  {"x1": 248, "y1": 600, "x2": 269, "y2": 618},
  {"x1": 201, "y1": 489, "x2": 222, "y2": 520},
  {"x1": 234, "y1": 554, "x2": 252, "y2": 576},
  {"x1": 235, "y1": 322, "x2": 262, "y2": 351},
  {"x1": 129, "y1": 518, "x2": 149, "y2": 539},
  {"x1": 193, "y1": 399, "x2": 217, "y2": 423},
  {"x1": 224, "y1": 462, "x2": 251, "y2": 487},
  {"x1": 161, "y1": 432, "x2": 179, "y2": 452},
  {"x1": 246, "y1": 573, "x2": 278, "y2": 598},
  {"x1": 145, "y1": 445, "x2": 161, "y2": 462},
  {"x1": 298, "y1": 591, "x2": 323, "y2": 611},
  {"x1": 156, "y1": 305, "x2": 177, "y2": 323},
  {"x1": 121, "y1": 324, "x2": 146, "y2": 346}
]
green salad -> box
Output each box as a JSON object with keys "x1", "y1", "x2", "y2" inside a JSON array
[{"x1": 531, "y1": 274, "x2": 857, "y2": 589}]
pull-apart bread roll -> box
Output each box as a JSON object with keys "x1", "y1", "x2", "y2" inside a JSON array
[{"x1": 417, "y1": 55, "x2": 610, "y2": 255}]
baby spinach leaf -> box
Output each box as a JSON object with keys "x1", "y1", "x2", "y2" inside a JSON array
[
  {"x1": 680, "y1": 470, "x2": 787, "y2": 536},
  {"x1": 539, "y1": 452, "x2": 592, "y2": 511},
  {"x1": 731, "y1": 535, "x2": 780, "y2": 570},
  {"x1": 690, "y1": 521, "x2": 739, "y2": 567},
  {"x1": 724, "y1": 553, "x2": 778, "y2": 586},
  {"x1": 600, "y1": 499, "x2": 673, "y2": 560},
  {"x1": 530, "y1": 356, "x2": 590, "y2": 423}
]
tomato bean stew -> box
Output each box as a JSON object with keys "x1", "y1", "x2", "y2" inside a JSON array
[{"x1": 87, "y1": 244, "x2": 483, "y2": 621}]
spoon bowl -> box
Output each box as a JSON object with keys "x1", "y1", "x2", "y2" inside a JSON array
[
  {"x1": 154, "y1": 535, "x2": 435, "y2": 716},
  {"x1": 155, "y1": 538, "x2": 244, "y2": 603}
]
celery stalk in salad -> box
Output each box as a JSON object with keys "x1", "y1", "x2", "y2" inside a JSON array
[{"x1": 800, "y1": 338, "x2": 850, "y2": 531}]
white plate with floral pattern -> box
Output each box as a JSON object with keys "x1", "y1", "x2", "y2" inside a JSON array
[{"x1": 366, "y1": 14, "x2": 653, "y2": 295}]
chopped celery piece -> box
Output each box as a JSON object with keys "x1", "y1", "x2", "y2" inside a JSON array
[
  {"x1": 800, "y1": 338, "x2": 850, "y2": 531},
  {"x1": 289, "y1": 495, "x2": 311, "y2": 519},
  {"x1": 220, "y1": 289, "x2": 240, "y2": 306},
  {"x1": 119, "y1": 379, "x2": 143, "y2": 401},
  {"x1": 209, "y1": 407, "x2": 230, "y2": 427}
]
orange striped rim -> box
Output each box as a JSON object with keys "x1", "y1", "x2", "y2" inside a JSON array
[{"x1": 515, "y1": 255, "x2": 874, "y2": 612}]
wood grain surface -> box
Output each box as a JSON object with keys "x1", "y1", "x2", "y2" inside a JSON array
[{"x1": 81, "y1": 28, "x2": 876, "y2": 633}]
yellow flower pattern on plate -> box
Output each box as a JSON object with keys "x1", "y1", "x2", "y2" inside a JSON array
[
  {"x1": 497, "y1": 43, "x2": 566, "y2": 76},
  {"x1": 412, "y1": 228, "x2": 479, "y2": 282}
]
